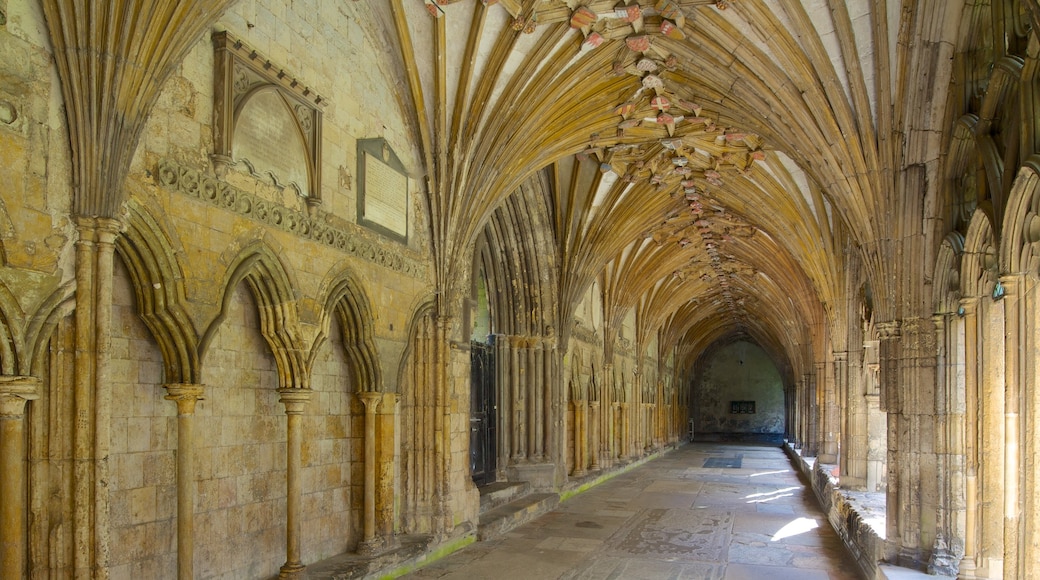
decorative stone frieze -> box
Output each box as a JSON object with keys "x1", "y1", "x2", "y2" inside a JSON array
[{"x1": 157, "y1": 158, "x2": 427, "y2": 277}]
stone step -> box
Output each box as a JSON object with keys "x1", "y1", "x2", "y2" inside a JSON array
[
  {"x1": 478, "y1": 481, "x2": 531, "y2": 514},
  {"x1": 304, "y1": 535, "x2": 434, "y2": 580},
  {"x1": 477, "y1": 492, "x2": 559, "y2": 541}
]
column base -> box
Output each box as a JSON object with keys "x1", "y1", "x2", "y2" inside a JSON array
[
  {"x1": 357, "y1": 537, "x2": 385, "y2": 556},
  {"x1": 278, "y1": 562, "x2": 306, "y2": 579}
]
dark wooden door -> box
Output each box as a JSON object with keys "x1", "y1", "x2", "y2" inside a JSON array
[{"x1": 470, "y1": 340, "x2": 496, "y2": 486}]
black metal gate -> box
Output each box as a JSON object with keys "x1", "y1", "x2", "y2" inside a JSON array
[{"x1": 470, "y1": 340, "x2": 496, "y2": 486}]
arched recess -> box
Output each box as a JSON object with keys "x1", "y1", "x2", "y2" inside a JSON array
[
  {"x1": 396, "y1": 297, "x2": 441, "y2": 536},
  {"x1": 311, "y1": 268, "x2": 382, "y2": 393},
  {"x1": 469, "y1": 173, "x2": 559, "y2": 487},
  {"x1": 116, "y1": 201, "x2": 200, "y2": 384},
  {"x1": 202, "y1": 240, "x2": 306, "y2": 389},
  {"x1": 929, "y1": 231, "x2": 967, "y2": 574},
  {"x1": 959, "y1": 208, "x2": 1005, "y2": 576},
  {"x1": 996, "y1": 158, "x2": 1040, "y2": 573}
]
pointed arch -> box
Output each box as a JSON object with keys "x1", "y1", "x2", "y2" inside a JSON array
[
  {"x1": 962, "y1": 209, "x2": 1000, "y2": 298},
  {"x1": 115, "y1": 201, "x2": 201, "y2": 384},
  {"x1": 202, "y1": 240, "x2": 305, "y2": 389},
  {"x1": 312, "y1": 268, "x2": 382, "y2": 393},
  {"x1": 933, "y1": 232, "x2": 966, "y2": 315},
  {"x1": 1000, "y1": 158, "x2": 1040, "y2": 274}
]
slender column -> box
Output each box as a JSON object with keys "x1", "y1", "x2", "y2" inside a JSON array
[
  {"x1": 541, "y1": 331, "x2": 555, "y2": 463},
  {"x1": 571, "y1": 399, "x2": 586, "y2": 476},
  {"x1": 495, "y1": 335, "x2": 509, "y2": 475},
  {"x1": 960, "y1": 298, "x2": 979, "y2": 576},
  {"x1": 358, "y1": 391, "x2": 382, "y2": 554},
  {"x1": 589, "y1": 401, "x2": 600, "y2": 470},
  {"x1": 526, "y1": 341, "x2": 537, "y2": 461},
  {"x1": 163, "y1": 384, "x2": 205, "y2": 580},
  {"x1": 876, "y1": 320, "x2": 901, "y2": 557},
  {"x1": 510, "y1": 336, "x2": 524, "y2": 461},
  {"x1": 533, "y1": 339, "x2": 545, "y2": 461},
  {"x1": 72, "y1": 219, "x2": 97, "y2": 577},
  {"x1": 376, "y1": 393, "x2": 399, "y2": 547},
  {"x1": 1001, "y1": 275, "x2": 1022, "y2": 578},
  {"x1": 619, "y1": 402, "x2": 630, "y2": 459},
  {"x1": 0, "y1": 377, "x2": 41, "y2": 579},
  {"x1": 278, "y1": 388, "x2": 312, "y2": 578},
  {"x1": 979, "y1": 298, "x2": 1006, "y2": 577}
]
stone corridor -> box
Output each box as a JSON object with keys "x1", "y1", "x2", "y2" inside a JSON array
[{"x1": 404, "y1": 443, "x2": 860, "y2": 580}]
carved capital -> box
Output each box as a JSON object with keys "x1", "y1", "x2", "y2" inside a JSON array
[
  {"x1": 358, "y1": 391, "x2": 382, "y2": 413},
  {"x1": 958, "y1": 296, "x2": 980, "y2": 315},
  {"x1": 164, "y1": 383, "x2": 205, "y2": 415},
  {"x1": 278, "y1": 388, "x2": 313, "y2": 415},
  {"x1": 0, "y1": 376, "x2": 41, "y2": 417}
]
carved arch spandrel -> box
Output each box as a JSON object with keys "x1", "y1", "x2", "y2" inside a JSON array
[
  {"x1": 311, "y1": 268, "x2": 383, "y2": 393},
  {"x1": 202, "y1": 239, "x2": 306, "y2": 389},
  {"x1": 116, "y1": 201, "x2": 201, "y2": 384}
]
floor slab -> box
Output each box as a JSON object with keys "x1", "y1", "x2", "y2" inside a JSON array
[{"x1": 403, "y1": 443, "x2": 862, "y2": 579}]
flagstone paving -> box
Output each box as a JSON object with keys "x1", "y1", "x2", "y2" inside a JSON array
[{"x1": 404, "y1": 443, "x2": 861, "y2": 580}]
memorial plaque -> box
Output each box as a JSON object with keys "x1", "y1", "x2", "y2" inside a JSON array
[
  {"x1": 358, "y1": 139, "x2": 409, "y2": 242},
  {"x1": 233, "y1": 89, "x2": 310, "y2": 193}
]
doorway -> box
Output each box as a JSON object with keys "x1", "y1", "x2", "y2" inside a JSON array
[{"x1": 470, "y1": 340, "x2": 497, "y2": 486}]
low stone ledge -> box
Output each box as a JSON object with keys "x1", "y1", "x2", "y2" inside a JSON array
[{"x1": 785, "y1": 442, "x2": 885, "y2": 580}]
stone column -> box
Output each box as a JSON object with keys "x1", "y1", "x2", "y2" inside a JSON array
[
  {"x1": 1001, "y1": 275, "x2": 1023, "y2": 578},
  {"x1": 278, "y1": 388, "x2": 312, "y2": 578},
  {"x1": 358, "y1": 391, "x2": 382, "y2": 554},
  {"x1": 833, "y1": 352, "x2": 855, "y2": 484},
  {"x1": 376, "y1": 393, "x2": 399, "y2": 547},
  {"x1": 527, "y1": 341, "x2": 538, "y2": 462},
  {"x1": 960, "y1": 298, "x2": 979, "y2": 576},
  {"x1": 928, "y1": 313, "x2": 962, "y2": 576},
  {"x1": 979, "y1": 298, "x2": 1006, "y2": 578},
  {"x1": 818, "y1": 360, "x2": 838, "y2": 464},
  {"x1": 163, "y1": 384, "x2": 205, "y2": 580},
  {"x1": 510, "y1": 336, "x2": 526, "y2": 462},
  {"x1": 610, "y1": 402, "x2": 620, "y2": 463},
  {"x1": 540, "y1": 332, "x2": 555, "y2": 463},
  {"x1": 571, "y1": 399, "x2": 586, "y2": 476},
  {"x1": 589, "y1": 401, "x2": 600, "y2": 470},
  {"x1": 619, "y1": 402, "x2": 630, "y2": 459},
  {"x1": 0, "y1": 377, "x2": 40, "y2": 579}
]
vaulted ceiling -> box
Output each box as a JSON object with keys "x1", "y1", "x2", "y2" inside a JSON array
[
  {"x1": 42, "y1": 0, "x2": 1009, "y2": 378},
  {"x1": 380, "y1": 0, "x2": 942, "y2": 373}
]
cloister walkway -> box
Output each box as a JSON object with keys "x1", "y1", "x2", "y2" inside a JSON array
[{"x1": 404, "y1": 442, "x2": 860, "y2": 580}]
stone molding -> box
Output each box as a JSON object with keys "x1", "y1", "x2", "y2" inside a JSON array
[{"x1": 157, "y1": 158, "x2": 427, "y2": 277}]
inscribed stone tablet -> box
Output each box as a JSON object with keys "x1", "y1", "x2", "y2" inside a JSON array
[{"x1": 357, "y1": 138, "x2": 409, "y2": 242}]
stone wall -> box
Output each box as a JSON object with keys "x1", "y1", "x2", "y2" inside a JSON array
[
  {"x1": 195, "y1": 283, "x2": 287, "y2": 578},
  {"x1": 108, "y1": 258, "x2": 177, "y2": 579},
  {"x1": 692, "y1": 341, "x2": 784, "y2": 438},
  {"x1": 302, "y1": 316, "x2": 362, "y2": 560}
]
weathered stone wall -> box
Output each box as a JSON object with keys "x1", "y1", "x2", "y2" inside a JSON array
[
  {"x1": 108, "y1": 258, "x2": 177, "y2": 579},
  {"x1": 196, "y1": 284, "x2": 286, "y2": 578},
  {"x1": 302, "y1": 316, "x2": 362, "y2": 560},
  {"x1": 693, "y1": 341, "x2": 784, "y2": 437}
]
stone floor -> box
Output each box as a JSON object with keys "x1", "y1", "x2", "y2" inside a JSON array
[{"x1": 404, "y1": 443, "x2": 862, "y2": 579}]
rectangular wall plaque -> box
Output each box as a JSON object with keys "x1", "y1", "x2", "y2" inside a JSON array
[
  {"x1": 358, "y1": 138, "x2": 409, "y2": 242},
  {"x1": 730, "y1": 401, "x2": 756, "y2": 414}
]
